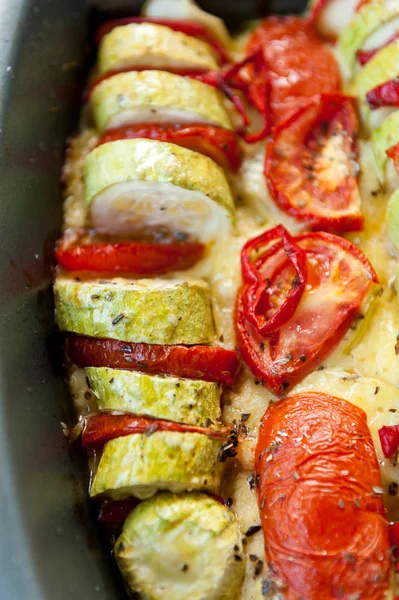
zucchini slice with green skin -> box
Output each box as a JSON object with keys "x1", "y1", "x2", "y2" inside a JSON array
[
  {"x1": 54, "y1": 277, "x2": 215, "y2": 345},
  {"x1": 308, "y1": 0, "x2": 359, "y2": 39},
  {"x1": 91, "y1": 70, "x2": 232, "y2": 132},
  {"x1": 339, "y1": 0, "x2": 399, "y2": 70},
  {"x1": 90, "y1": 431, "x2": 224, "y2": 499},
  {"x1": 115, "y1": 492, "x2": 244, "y2": 600},
  {"x1": 84, "y1": 139, "x2": 234, "y2": 242},
  {"x1": 351, "y1": 40, "x2": 399, "y2": 130},
  {"x1": 86, "y1": 366, "x2": 222, "y2": 426},
  {"x1": 98, "y1": 22, "x2": 218, "y2": 75},
  {"x1": 371, "y1": 110, "x2": 399, "y2": 187},
  {"x1": 142, "y1": 0, "x2": 231, "y2": 49},
  {"x1": 387, "y1": 187, "x2": 399, "y2": 248}
]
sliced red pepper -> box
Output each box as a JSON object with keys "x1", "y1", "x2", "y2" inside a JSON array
[
  {"x1": 378, "y1": 425, "x2": 399, "y2": 458},
  {"x1": 55, "y1": 240, "x2": 205, "y2": 275},
  {"x1": 65, "y1": 335, "x2": 241, "y2": 387},
  {"x1": 240, "y1": 225, "x2": 307, "y2": 335},
  {"x1": 236, "y1": 227, "x2": 378, "y2": 395},
  {"x1": 98, "y1": 123, "x2": 242, "y2": 172},
  {"x1": 357, "y1": 32, "x2": 399, "y2": 66},
  {"x1": 356, "y1": 0, "x2": 372, "y2": 11},
  {"x1": 246, "y1": 16, "x2": 341, "y2": 128},
  {"x1": 96, "y1": 17, "x2": 229, "y2": 65},
  {"x1": 266, "y1": 94, "x2": 363, "y2": 232},
  {"x1": 366, "y1": 78, "x2": 399, "y2": 110},
  {"x1": 307, "y1": 0, "x2": 331, "y2": 26},
  {"x1": 81, "y1": 412, "x2": 230, "y2": 448}
]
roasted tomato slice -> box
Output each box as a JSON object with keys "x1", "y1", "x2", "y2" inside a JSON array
[
  {"x1": 66, "y1": 335, "x2": 240, "y2": 387},
  {"x1": 98, "y1": 123, "x2": 242, "y2": 172},
  {"x1": 96, "y1": 17, "x2": 229, "y2": 65},
  {"x1": 246, "y1": 16, "x2": 341, "y2": 127},
  {"x1": 255, "y1": 392, "x2": 390, "y2": 600},
  {"x1": 367, "y1": 79, "x2": 399, "y2": 110},
  {"x1": 81, "y1": 412, "x2": 230, "y2": 448},
  {"x1": 235, "y1": 226, "x2": 378, "y2": 395},
  {"x1": 266, "y1": 94, "x2": 363, "y2": 232},
  {"x1": 55, "y1": 240, "x2": 205, "y2": 275}
]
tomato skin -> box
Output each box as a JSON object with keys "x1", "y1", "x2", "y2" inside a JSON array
[
  {"x1": 246, "y1": 16, "x2": 341, "y2": 127},
  {"x1": 81, "y1": 412, "x2": 229, "y2": 448},
  {"x1": 55, "y1": 240, "x2": 205, "y2": 275},
  {"x1": 265, "y1": 94, "x2": 363, "y2": 233},
  {"x1": 255, "y1": 392, "x2": 390, "y2": 600},
  {"x1": 65, "y1": 336, "x2": 240, "y2": 387},
  {"x1": 95, "y1": 17, "x2": 229, "y2": 65},
  {"x1": 98, "y1": 123, "x2": 242, "y2": 172},
  {"x1": 235, "y1": 229, "x2": 378, "y2": 395}
]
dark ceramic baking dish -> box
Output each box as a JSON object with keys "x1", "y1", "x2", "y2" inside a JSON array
[{"x1": 0, "y1": 0, "x2": 306, "y2": 598}]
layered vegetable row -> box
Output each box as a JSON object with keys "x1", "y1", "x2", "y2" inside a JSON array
[
  {"x1": 54, "y1": 0, "x2": 399, "y2": 598},
  {"x1": 55, "y1": 5, "x2": 251, "y2": 599}
]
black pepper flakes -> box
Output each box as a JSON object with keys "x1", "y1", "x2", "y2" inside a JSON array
[
  {"x1": 389, "y1": 482, "x2": 398, "y2": 496},
  {"x1": 112, "y1": 314, "x2": 124, "y2": 325},
  {"x1": 245, "y1": 525, "x2": 262, "y2": 537},
  {"x1": 254, "y1": 559, "x2": 264, "y2": 577}
]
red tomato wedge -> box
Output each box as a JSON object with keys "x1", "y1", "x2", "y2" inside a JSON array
[
  {"x1": 367, "y1": 79, "x2": 399, "y2": 110},
  {"x1": 265, "y1": 94, "x2": 363, "y2": 232},
  {"x1": 95, "y1": 17, "x2": 229, "y2": 65},
  {"x1": 80, "y1": 412, "x2": 230, "y2": 448},
  {"x1": 357, "y1": 32, "x2": 399, "y2": 66},
  {"x1": 255, "y1": 392, "x2": 390, "y2": 600},
  {"x1": 97, "y1": 123, "x2": 242, "y2": 172},
  {"x1": 65, "y1": 335, "x2": 240, "y2": 387},
  {"x1": 235, "y1": 226, "x2": 378, "y2": 395},
  {"x1": 246, "y1": 16, "x2": 341, "y2": 128},
  {"x1": 55, "y1": 240, "x2": 205, "y2": 275},
  {"x1": 378, "y1": 425, "x2": 399, "y2": 458}
]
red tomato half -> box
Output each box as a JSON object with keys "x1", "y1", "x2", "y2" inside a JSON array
[
  {"x1": 266, "y1": 94, "x2": 363, "y2": 232},
  {"x1": 95, "y1": 17, "x2": 229, "y2": 65},
  {"x1": 235, "y1": 227, "x2": 378, "y2": 395},
  {"x1": 246, "y1": 16, "x2": 341, "y2": 127},
  {"x1": 98, "y1": 123, "x2": 242, "y2": 172},
  {"x1": 255, "y1": 392, "x2": 390, "y2": 600},
  {"x1": 66, "y1": 336, "x2": 240, "y2": 387},
  {"x1": 56, "y1": 240, "x2": 205, "y2": 274},
  {"x1": 81, "y1": 412, "x2": 230, "y2": 448}
]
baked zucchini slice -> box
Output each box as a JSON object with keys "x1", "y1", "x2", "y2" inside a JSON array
[
  {"x1": 387, "y1": 187, "x2": 399, "y2": 248},
  {"x1": 371, "y1": 110, "x2": 399, "y2": 188},
  {"x1": 98, "y1": 22, "x2": 218, "y2": 74},
  {"x1": 351, "y1": 40, "x2": 399, "y2": 130},
  {"x1": 115, "y1": 492, "x2": 244, "y2": 600},
  {"x1": 142, "y1": 0, "x2": 231, "y2": 48},
  {"x1": 308, "y1": 0, "x2": 359, "y2": 39},
  {"x1": 86, "y1": 366, "x2": 222, "y2": 426},
  {"x1": 84, "y1": 139, "x2": 234, "y2": 242},
  {"x1": 90, "y1": 431, "x2": 224, "y2": 499},
  {"x1": 91, "y1": 70, "x2": 232, "y2": 132},
  {"x1": 339, "y1": 0, "x2": 399, "y2": 70},
  {"x1": 54, "y1": 277, "x2": 215, "y2": 345}
]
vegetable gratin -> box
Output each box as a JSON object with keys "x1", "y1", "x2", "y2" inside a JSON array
[{"x1": 54, "y1": 0, "x2": 399, "y2": 597}]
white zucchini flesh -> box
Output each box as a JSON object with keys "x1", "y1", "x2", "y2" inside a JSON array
[
  {"x1": 362, "y1": 14, "x2": 399, "y2": 49},
  {"x1": 90, "y1": 180, "x2": 233, "y2": 242},
  {"x1": 315, "y1": 0, "x2": 359, "y2": 38}
]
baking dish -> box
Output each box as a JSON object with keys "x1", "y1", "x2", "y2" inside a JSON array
[{"x1": 0, "y1": 1, "x2": 310, "y2": 599}]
